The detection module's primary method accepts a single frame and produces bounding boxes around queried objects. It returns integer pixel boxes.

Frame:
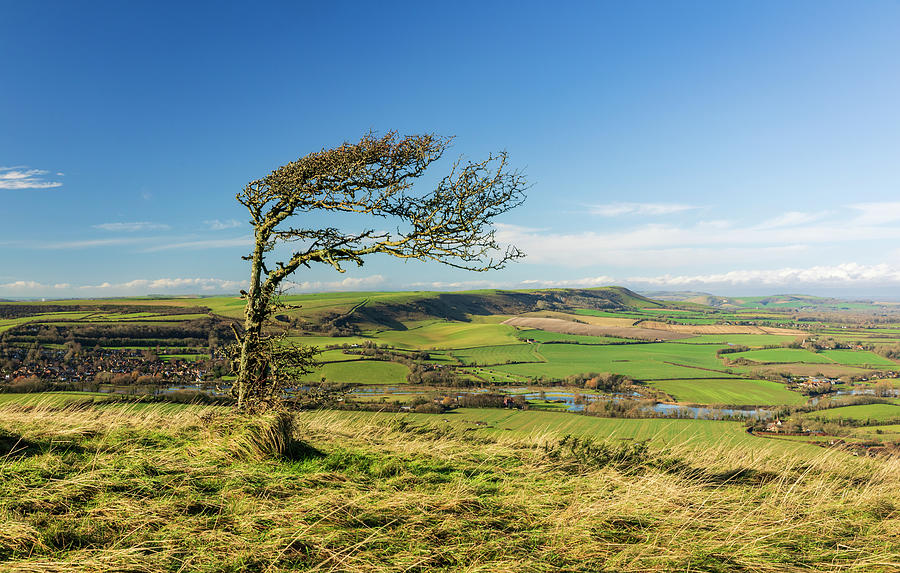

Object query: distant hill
[640,291,886,311]
[639,291,734,307]
[640,290,714,301]
[289,286,682,332]
[725,294,885,311]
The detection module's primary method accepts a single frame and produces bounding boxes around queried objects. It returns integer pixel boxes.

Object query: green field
[729,347,899,368]
[818,349,898,366]
[676,334,801,346]
[287,335,374,348]
[0,391,110,406]
[852,423,900,437]
[516,328,633,345]
[493,342,736,381]
[313,349,366,363]
[730,348,835,364]
[451,343,542,365]
[396,408,819,453]
[806,403,900,423]
[302,360,410,385]
[369,319,520,349]
[648,378,806,406]
[467,367,532,384]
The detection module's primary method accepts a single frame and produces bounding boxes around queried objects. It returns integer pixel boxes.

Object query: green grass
[647,379,806,406]
[315,349,365,363]
[0,391,110,405]
[676,334,802,346]
[819,349,898,366]
[807,403,900,423]
[370,320,520,349]
[302,360,410,385]
[408,408,803,450]
[516,328,633,345]
[729,348,835,364]
[451,344,542,366]
[493,342,737,381]
[0,401,897,571]
[465,367,532,384]
[728,347,900,367]
[287,335,374,348]
[853,424,900,437]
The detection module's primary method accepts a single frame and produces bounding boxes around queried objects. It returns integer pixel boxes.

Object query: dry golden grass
[0,401,898,571]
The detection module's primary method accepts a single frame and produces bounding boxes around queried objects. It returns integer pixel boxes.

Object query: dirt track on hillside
[502,317,693,341]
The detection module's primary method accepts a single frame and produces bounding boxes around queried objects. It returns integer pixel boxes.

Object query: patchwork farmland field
[648,378,807,405]
[301,360,410,385]
[450,344,542,366]
[675,334,802,346]
[516,328,633,345]
[5,287,900,420]
[368,320,520,349]
[729,348,836,364]
[492,342,736,381]
[806,403,900,423]
[819,349,898,366]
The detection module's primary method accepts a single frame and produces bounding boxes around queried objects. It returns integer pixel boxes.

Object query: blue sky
[3,1,900,299]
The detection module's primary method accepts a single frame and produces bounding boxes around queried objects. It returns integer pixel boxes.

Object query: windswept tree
[231,132,527,410]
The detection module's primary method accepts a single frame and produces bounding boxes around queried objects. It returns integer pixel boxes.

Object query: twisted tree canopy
[231,132,527,410]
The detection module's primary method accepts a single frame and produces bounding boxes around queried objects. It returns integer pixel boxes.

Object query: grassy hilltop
[1,399,898,572]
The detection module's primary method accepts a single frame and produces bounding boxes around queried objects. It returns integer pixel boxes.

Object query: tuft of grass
[229,411,323,462]
[0,400,898,571]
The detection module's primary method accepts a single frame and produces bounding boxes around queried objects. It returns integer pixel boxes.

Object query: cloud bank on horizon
[6,262,900,299]
[5,198,900,298]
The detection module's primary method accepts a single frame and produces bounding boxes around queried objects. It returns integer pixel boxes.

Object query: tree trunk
[236,233,269,410]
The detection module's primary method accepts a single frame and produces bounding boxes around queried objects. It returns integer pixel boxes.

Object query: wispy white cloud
[36,237,153,250]
[91,278,244,292]
[0,167,63,190]
[408,279,505,290]
[754,210,831,230]
[205,219,243,230]
[0,275,387,297]
[627,263,900,287]
[142,236,252,252]
[848,202,900,226]
[0,280,46,290]
[283,275,386,292]
[520,276,618,288]
[93,221,171,232]
[0,277,244,296]
[495,214,900,268]
[588,202,699,217]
